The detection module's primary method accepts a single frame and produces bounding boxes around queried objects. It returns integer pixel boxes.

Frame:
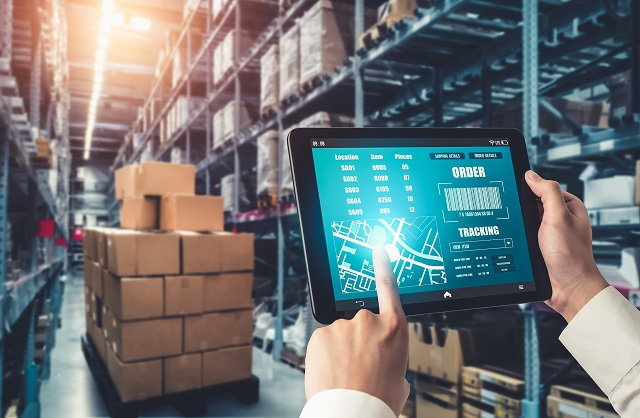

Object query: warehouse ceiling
[66,0,183,165]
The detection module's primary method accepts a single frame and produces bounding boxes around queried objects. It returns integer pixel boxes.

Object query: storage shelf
[534,124,640,164]
[4,259,63,329]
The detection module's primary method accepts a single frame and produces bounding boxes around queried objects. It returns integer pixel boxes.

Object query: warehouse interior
[0,0,638,417]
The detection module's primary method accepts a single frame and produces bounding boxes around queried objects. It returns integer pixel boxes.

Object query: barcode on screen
[444,187,502,211]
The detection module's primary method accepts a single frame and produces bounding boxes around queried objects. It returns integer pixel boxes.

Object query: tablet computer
[288,128,551,324]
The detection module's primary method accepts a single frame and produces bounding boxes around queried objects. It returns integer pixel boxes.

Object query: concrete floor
[40,269,307,417]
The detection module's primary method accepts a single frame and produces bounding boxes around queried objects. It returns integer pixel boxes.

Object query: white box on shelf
[584,176,636,209]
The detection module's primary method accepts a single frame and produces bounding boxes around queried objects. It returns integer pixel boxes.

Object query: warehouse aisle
[40,269,307,417]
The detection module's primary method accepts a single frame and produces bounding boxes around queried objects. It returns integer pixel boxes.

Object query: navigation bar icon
[443,291,452,299]
[355,300,365,307]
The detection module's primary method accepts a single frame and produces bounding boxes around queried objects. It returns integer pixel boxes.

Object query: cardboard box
[598,206,640,226]
[202,345,252,387]
[181,232,254,274]
[213,108,225,149]
[96,229,109,267]
[584,175,636,209]
[114,165,139,200]
[107,230,180,277]
[110,316,183,362]
[279,22,299,101]
[83,228,99,261]
[415,378,458,418]
[204,273,253,312]
[104,272,164,320]
[120,197,158,230]
[160,194,223,232]
[164,353,202,394]
[184,309,252,353]
[91,316,107,363]
[105,344,163,403]
[256,131,279,197]
[300,1,355,86]
[91,293,103,329]
[137,161,195,197]
[165,276,204,316]
[85,287,94,335]
[260,45,279,114]
[408,322,513,384]
[92,264,104,299]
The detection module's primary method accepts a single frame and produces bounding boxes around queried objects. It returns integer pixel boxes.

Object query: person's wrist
[549,270,608,323]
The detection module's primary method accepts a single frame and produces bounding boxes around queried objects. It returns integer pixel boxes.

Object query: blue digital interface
[311,141,535,308]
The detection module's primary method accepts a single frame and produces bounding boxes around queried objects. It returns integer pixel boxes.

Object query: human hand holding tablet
[288,128,551,324]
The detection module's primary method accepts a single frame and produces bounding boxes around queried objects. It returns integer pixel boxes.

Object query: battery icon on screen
[500,140,509,145]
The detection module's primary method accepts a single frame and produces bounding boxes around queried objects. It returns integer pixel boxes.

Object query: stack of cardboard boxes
[84,161,255,403]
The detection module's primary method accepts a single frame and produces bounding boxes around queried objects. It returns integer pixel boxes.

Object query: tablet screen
[311,137,535,311]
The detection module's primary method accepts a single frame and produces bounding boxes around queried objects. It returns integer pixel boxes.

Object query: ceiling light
[130,16,151,31]
[84,0,114,160]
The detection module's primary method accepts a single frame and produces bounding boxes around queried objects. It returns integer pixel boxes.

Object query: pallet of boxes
[82,161,258,415]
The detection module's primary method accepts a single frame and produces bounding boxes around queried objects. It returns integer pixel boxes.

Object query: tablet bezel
[288,128,552,324]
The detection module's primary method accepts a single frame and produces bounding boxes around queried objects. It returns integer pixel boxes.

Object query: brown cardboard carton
[120,197,158,230]
[164,353,202,394]
[165,276,204,316]
[83,228,98,261]
[85,287,93,335]
[203,273,253,312]
[137,161,195,197]
[184,309,253,353]
[114,165,140,200]
[96,229,109,267]
[103,272,164,320]
[107,230,180,277]
[92,319,107,363]
[408,322,513,384]
[84,258,92,288]
[181,232,223,274]
[91,263,103,298]
[105,343,162,402]
[160,194,223,232]
[220,233,254,272]
[181,232,254,274]
[110,316,183,362]
[202,345,252,387]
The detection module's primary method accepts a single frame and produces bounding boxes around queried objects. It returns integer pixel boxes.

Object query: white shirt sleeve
[299,389,396,418]
[559,286,640,417]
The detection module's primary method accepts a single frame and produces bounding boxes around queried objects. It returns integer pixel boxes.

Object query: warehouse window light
[84,0,114,160]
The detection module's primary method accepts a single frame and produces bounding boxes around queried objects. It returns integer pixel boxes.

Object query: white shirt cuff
[299,389,396,418]
[559,286,640,395]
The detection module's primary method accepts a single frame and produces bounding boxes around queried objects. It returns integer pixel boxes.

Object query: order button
[469,152,503,159]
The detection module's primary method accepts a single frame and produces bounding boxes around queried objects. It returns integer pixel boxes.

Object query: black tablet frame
[288,128,552,324]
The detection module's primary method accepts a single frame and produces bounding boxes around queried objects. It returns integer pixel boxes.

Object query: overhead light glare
[85,0,115,161]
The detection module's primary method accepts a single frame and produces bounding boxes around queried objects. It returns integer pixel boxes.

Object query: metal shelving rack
[0,0,70,416]
[111,1,637,416]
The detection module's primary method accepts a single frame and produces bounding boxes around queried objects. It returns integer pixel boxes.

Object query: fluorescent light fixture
[84,0,114,160]
[130,16,151,31]
[98,34,109,49]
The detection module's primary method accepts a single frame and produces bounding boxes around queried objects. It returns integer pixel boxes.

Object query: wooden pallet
[550,385,615,415]
[280,347,305,372]
[81,335,260,418]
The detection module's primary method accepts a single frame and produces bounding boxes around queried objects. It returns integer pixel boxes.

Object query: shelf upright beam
[0,129,9,411]
[632,0,640,114]
[354,0,364,127]
[481,63,492,127]
[523,0,539,148]
[205,0,213,194]
[0,0,12,59]
[186,27,192,164]
[31,36,42,131]
[233,2,241,216]
[273,6,285,362]
[22,303,40,418]
[522,0,541,417]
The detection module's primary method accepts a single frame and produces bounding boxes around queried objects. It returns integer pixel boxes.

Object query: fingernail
[527,170,541,181]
